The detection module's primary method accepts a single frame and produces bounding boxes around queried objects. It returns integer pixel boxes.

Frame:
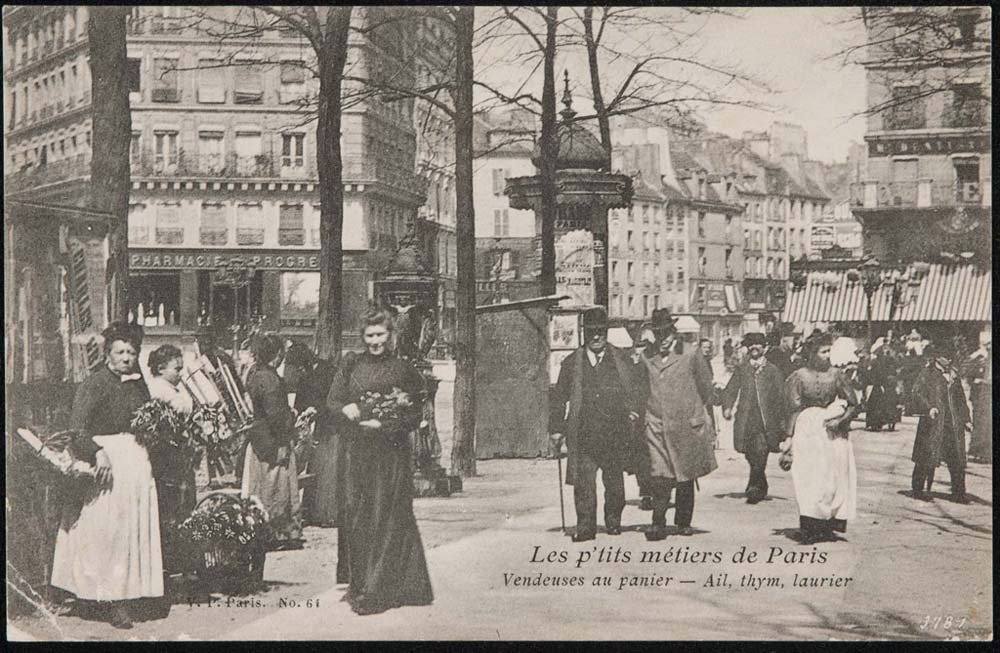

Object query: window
[198,59,226,103]
[126,58,141,94]
[643,263,651,284]
[653,262,660,283]
[128,202,148,244]
[279,204,305,245]
[237,203,265,245]
[955,10,977,49]
[491,168,508,195]
[8,91,16,128]
[725,248,733,277]
[234,62,264,104]
[642,204,649,223]
[156,202,183,244]
[664,240,674,257]
[280,60,306,104]
[642,295,648,317]
[697,247,707,275]
[954,159,980,203]
[743,229,750,249]
[235,130,264,175]
[493,209,509,236]
[151,58,179,102]
[154,130,178,171]
[724,215,732,241]
[654,233,660,252]
[642,231,649,253]
[128,272,180,328]
[281,133,305,169]
[200,202,228,245]
[948,83,983,128]
[626,230,633,249]
[627,262,634,283]
[886,85,925,130]
[130,131,141,165]
[198,130,225,174]
[697,212,705,238]
[611,261,619,282]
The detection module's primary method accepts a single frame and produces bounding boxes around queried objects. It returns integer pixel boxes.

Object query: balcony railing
[133,151,280,179]
[4,153,91,192]
[850,180,990,209]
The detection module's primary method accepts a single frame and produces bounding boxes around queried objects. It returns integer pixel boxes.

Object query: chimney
[782,153,804,185]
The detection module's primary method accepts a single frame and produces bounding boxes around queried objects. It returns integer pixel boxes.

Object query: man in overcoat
[766,322,801,379]
[638,309,718,540]
[910,342,971,503]
[721,333,788,504]
[550,307,643,542]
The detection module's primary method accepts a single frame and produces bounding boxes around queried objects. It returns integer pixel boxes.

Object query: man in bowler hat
[550,307,643,542]
[721,332,788,503]
[637,308,717,540]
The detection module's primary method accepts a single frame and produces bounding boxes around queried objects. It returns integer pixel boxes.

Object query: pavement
[10,414,992,642]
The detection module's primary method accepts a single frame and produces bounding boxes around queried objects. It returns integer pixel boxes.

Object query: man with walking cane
[549,307,644,542]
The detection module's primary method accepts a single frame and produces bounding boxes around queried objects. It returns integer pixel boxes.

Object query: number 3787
[920,615,966,630]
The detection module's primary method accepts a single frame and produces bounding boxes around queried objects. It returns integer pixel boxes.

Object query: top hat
[649,308,678,334]
[743,332,767,348]
[581,307,609,329]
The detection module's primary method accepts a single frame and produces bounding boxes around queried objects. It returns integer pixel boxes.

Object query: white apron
[50,433,164,600]
[791,401,857,522]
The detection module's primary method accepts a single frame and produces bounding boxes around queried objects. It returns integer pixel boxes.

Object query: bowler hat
[743,332,767,348]
[581,307,609,329]
[649,308,677,333]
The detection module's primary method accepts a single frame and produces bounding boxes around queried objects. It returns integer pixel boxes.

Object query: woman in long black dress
[326,309,433,615]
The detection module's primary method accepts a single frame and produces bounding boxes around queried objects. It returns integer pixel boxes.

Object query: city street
[10,414,992,641]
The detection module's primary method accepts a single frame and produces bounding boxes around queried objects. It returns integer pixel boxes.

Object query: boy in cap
[721,333,788,503]
[550,307,644,541]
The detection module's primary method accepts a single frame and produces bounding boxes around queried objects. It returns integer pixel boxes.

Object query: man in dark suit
[766,322,801,379]
[721,333,788,504]
[550,307,643,542]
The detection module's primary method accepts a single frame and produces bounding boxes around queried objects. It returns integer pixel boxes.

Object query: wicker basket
[184,492,268,593]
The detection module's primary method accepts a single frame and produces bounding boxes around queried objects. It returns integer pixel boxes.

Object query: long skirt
[791,404,857,525]
[50,433,164,601]
[302,429,347,527]
[865,384,899,430]
[341,430,433,614]
[241,443,302,544]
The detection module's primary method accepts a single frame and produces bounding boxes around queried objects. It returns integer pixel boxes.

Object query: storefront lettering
[130,250,322,270]
[868,135,988,157]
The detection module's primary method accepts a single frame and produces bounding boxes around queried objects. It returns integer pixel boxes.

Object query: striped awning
[782,263,991,324]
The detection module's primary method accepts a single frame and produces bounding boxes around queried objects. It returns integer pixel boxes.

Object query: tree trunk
[313,8,353,362]
[450,6,477,478]
[538,7,560,297]
[583,8,613,170]
[89,7,131,323]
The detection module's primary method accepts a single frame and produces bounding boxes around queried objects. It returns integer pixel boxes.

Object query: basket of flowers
[176,492,271,592]
[189,404,249,484]
[358,387,420,440]
[131,400,203,480]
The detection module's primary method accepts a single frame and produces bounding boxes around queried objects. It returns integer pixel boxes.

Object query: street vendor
[50,321,163,629]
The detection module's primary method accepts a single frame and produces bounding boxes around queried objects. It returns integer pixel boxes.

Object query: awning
[782,263,991,324]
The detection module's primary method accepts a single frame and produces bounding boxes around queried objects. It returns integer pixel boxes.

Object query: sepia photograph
[3,4,993,642]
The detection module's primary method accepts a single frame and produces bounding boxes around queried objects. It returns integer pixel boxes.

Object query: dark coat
[765,347,800,379]
[639,349,718,482]
[720,360,788,454]
[246,365,296,464]
[910,363,970,469]
[550,345,644,486]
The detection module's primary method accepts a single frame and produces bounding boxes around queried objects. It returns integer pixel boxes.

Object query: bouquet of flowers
[190,404,244,482]
[131,400,202,471]
[292,406,318,471]
[358,387,419,434]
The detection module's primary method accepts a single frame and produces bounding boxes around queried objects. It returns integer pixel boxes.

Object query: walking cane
[556,443,566,534]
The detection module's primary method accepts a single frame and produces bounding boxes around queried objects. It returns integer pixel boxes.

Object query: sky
[474,6,869,164]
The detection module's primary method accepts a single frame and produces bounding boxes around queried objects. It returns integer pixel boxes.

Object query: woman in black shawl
[326,309,433,615]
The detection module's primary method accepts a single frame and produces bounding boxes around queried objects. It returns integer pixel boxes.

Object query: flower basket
[177,492,270,593]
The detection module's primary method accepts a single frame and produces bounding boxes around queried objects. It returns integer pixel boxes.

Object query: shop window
[281,133,305,170]
[200,202,228,245]
[234,62,264,104]
[279,60,306,104]
[128,272,180,327]
[151,58,179,102]
[156,202,184,244]
[280,272,320,325]
[237,202,265,245]
[198,59,226,103]
[279,204,305,246]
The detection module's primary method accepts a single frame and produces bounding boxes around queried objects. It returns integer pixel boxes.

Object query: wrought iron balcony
[4,153,91,192]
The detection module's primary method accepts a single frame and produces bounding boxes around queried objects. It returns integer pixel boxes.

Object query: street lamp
[857,255,883,348]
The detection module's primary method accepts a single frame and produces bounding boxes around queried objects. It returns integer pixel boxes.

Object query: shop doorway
[197,269,263,333]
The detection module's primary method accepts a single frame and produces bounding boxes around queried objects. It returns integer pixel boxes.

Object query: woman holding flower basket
[50,322,162,629]
[326,309,433,615]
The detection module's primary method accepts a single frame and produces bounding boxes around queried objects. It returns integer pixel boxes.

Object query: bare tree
[827,7,991,120]
[89,7,132,322]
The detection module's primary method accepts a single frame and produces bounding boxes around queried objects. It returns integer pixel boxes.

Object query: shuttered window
[200,202,228,245]
[279,204,305,246]
[156,202,183,244]
[198,59,225,103]
[151,58,179,102]
[234,63,264,104]
[236,203,265,245]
